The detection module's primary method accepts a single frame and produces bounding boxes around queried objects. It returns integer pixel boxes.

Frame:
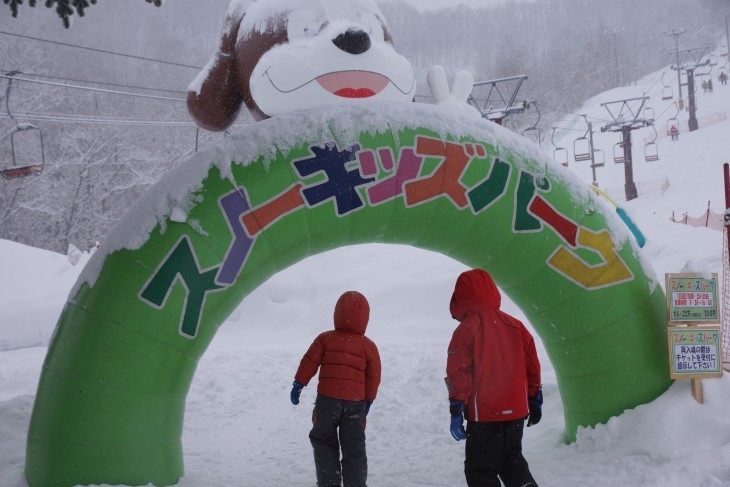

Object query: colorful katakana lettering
[293,142,374,215]
[404,136,480,208]
[139,235,223,339]
[366,148,424,205]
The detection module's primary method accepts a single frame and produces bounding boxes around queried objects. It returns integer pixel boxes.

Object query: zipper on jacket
[473,391,479,421]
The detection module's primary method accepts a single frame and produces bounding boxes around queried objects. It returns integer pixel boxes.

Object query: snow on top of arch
[71,101,632,297]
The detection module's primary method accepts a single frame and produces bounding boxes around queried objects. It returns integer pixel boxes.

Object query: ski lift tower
[467,75,530,125]
[600,96,653,201]
[664,27,687,101]
[671,46,709,132]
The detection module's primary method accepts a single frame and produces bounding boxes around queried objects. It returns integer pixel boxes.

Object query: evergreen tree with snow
[3,0,163,28]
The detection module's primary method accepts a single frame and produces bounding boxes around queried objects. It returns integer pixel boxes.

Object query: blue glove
[290,381,303,405]
[365,401,373,416]
[449,398,467,441]
[527,387,543,427]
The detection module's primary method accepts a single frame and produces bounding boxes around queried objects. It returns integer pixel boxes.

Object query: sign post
[665,273,723,403]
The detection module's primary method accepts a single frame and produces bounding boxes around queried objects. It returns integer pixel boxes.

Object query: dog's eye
[287,10,328,41]
[352,13,385,43]
[303,21,327,38]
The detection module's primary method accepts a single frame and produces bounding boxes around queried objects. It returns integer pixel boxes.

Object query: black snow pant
[464,419,537,487]
[309,394,368,487]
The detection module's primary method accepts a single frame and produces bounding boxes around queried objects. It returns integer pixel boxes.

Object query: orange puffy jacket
[445,269,541,422]
[294,291,381,402]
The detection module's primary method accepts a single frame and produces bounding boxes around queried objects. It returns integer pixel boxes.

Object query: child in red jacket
[290,291,381,487]
[445,269,542,487]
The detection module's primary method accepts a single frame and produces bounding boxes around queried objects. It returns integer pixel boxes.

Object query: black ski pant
[464,419,537,487]
[309,394,368,487]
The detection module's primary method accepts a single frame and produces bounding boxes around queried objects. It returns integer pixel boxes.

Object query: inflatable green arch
[25,103,670,487]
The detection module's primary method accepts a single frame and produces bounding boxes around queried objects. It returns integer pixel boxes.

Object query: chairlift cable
[1,110,194,125]
[0,113,194,126]
[0,30,202,70]
[0,111,252,128]
[0,74,186,102]
[0,70,187,96]
[537,103,613,123]
[653,102,676,121]
[630,72,664,100]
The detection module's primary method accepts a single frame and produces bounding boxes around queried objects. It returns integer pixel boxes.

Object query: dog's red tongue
[316,71,389,98]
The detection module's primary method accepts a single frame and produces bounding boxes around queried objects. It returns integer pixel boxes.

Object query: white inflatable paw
[427,65,481,118]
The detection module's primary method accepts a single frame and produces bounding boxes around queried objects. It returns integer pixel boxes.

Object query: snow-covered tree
[3,0,163,29]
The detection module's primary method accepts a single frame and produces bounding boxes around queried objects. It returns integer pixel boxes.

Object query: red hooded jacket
[445,269,541,422]
[295,291,381,402]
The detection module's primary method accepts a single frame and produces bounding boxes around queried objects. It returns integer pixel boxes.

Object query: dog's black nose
[332,29,371,55]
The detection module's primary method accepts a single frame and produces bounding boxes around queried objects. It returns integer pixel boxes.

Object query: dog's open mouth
[316,71,390,98]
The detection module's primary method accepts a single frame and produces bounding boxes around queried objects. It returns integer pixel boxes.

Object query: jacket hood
[334,291,370,335]
[449,269,501,320]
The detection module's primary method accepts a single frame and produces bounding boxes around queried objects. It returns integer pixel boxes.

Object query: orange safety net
[670,208,724,232]
[720,225,730,371]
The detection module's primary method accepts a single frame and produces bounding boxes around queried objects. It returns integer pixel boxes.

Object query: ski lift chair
[613,141,625,164]
[1,75,46,180]
[574,137,591,161]
[709,55,718,67]
[666,118,680,136]
[660,72,673,100]
[553,147,569,167]
[666,102,681,136]
[662,85,673,100]
[643,107,655,122]
[550,127,568,167]
[522,126,541,146]
[521,102,541,146]
[644,125,659,162]
[593,149,605,168]
[0,123,45,180]
[644,143,659,162]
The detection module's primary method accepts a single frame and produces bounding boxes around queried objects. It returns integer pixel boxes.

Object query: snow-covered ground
[2,55,730,486]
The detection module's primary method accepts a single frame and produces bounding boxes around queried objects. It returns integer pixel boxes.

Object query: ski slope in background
[2,55,730,486]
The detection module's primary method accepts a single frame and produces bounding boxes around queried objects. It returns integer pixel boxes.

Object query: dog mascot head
[187,0,416,131]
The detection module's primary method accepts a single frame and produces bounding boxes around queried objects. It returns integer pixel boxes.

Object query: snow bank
[0,240,87,351]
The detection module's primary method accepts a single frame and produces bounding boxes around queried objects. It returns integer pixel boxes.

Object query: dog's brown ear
[234,23,289,122]
[187,8,245,132]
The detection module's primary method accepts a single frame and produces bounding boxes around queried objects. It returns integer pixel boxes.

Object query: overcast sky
[379,0,521,10]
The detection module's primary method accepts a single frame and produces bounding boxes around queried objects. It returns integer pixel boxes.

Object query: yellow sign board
[665,273,719,324]
[667,326,723,379]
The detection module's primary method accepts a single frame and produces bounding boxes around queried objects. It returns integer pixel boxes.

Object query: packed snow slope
[2,57,730,486]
